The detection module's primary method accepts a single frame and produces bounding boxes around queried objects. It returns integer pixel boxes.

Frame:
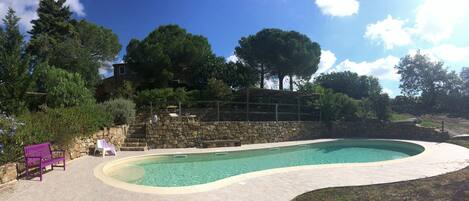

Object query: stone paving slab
[1,139,468,201]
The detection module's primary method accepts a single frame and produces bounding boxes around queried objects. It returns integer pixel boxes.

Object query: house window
[119,66,126,75]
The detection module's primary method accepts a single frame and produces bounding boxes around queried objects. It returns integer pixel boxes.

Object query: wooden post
[217,101,220,122]
[178,101,182,117]
[246,88,250,121]
[441,121,445,132]
[297,97,301,121]
[275,104,278,121]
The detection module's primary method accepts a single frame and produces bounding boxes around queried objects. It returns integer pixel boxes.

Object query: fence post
[217,101,220,121]
[275,104,278,121]
[246,88,250,121]
[150,102,153,119]
[297,98,301,121]
[178,101,182,117]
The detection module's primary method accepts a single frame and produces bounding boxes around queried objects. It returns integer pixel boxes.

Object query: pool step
[120,146,147,151]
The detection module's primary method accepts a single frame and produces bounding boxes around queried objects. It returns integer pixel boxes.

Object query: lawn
[292,139,469,201]
[390,113,415,122]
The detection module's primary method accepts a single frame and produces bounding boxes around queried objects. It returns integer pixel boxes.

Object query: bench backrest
[24,143,52,165]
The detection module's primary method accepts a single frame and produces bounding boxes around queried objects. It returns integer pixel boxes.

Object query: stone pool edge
[93,139,437,195]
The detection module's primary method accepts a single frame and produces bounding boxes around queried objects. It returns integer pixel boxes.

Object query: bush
[135,88,190,109]
[368,93,391,121]
[202,78,232,100]
[101,98,136,125]
[0,104,112,164]
[317,88,359,123]
[35,65,95,108]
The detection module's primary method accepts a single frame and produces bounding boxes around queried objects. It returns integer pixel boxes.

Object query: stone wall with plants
[146,116,325,148]
[146,117,449,148]
[67,125,128,160]
[326,121,449,142]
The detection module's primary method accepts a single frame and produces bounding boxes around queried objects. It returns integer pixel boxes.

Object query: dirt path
[421,114,469,136]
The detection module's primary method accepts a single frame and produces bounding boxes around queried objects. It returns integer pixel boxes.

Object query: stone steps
[120,146,147,151]
[121,142,147,147]
[121,122,148,151]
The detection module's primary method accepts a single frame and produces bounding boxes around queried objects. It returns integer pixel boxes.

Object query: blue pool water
[107,140,424,187]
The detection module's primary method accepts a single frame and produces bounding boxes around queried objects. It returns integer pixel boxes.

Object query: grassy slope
[292,140,469,201]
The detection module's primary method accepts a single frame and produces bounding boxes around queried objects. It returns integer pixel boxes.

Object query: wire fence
[144,100,321,122]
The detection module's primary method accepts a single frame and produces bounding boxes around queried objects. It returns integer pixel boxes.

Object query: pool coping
[94,138,433,194]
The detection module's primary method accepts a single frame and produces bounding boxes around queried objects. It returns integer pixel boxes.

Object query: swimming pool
[102,139,424,188]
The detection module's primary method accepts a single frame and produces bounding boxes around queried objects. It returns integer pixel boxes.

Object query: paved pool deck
[1,139,469,201]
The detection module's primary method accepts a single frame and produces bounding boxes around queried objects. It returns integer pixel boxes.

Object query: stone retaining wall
[146,117,449,148]
[327,121,449,142]
[146,117,324,148]
[0,163,17,185]
[67,125,128,160]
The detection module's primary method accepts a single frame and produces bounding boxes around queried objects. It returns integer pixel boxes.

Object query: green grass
[292,139,469,201]
[418,118,441,128]
[390,113,415,122]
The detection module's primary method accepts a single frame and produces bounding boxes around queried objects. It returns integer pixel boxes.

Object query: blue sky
[1,0,469,97]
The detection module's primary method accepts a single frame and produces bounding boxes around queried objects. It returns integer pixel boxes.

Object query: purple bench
[24,142,66,181]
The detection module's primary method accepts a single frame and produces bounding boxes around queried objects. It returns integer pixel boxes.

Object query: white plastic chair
[94,139,117,158]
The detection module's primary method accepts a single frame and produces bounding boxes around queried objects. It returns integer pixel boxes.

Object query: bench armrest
[52,150,65,157]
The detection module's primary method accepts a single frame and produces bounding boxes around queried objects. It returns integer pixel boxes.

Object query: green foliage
[0,9,32,115]
[0,104,112,164]
[221,61,259,89]
[124,25,217,89]
[396,51,455,110]
[101,98,136,125]
[112,80,135,99]
[203,78,232,100]
[135,88,190,108]
[28,1,120,88]
[319,90,359,123]
[303,84,358,123]
[314,71,382,99]
[461,67,469,96]
[364,93,391,121]
[35,65,94,108]
[74,20,121,62]
[235,28,321,90]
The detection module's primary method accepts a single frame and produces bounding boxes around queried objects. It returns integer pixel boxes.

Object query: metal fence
[146,100,320,122]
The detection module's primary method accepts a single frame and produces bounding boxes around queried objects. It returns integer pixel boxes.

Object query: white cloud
[382,88,394,97]
[317,50,337,75]
[364,15,412,49]
[334,55,400,81]
[64,0,85,17]
[315,0,359,17]
[414,0,469,43]
[409,44,469,63]
[226,54,239,63]
[0,0,85,31]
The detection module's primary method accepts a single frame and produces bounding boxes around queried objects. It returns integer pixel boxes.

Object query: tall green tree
[461,67,469,96]
[124,25,217,89]
[314,71,382,99]
[235,29,321,90]
[235,35,267,88]
[395,51,453,109]
[28,0,120,88]
[0,8,31,115]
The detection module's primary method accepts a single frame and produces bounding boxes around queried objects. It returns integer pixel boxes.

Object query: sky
[1,0,469,97]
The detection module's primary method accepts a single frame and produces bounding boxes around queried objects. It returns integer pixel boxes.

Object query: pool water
[107,140,424,187]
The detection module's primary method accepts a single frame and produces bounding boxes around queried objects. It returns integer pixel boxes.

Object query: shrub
[0,104,112,164]
[202,78,232,100]
[367,93,391,121]
[312,87,359,123]
[35,65,94,108]
[101,98,136,125]
[135,88,190,109]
